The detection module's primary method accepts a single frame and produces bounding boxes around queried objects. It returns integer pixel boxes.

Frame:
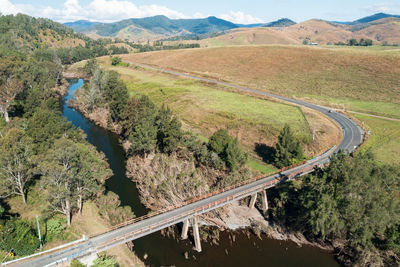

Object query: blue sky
[1,0,400,23]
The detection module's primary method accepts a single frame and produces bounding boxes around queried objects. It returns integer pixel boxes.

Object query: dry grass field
[122,45,400,118]
[164,17,400,47]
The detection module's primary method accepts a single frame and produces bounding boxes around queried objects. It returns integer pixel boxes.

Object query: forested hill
[0,13,129,64]
[0,13,87,50]
[67,15,238,40]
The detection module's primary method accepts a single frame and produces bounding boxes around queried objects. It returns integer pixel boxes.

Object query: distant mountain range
[64,13,400,43]
[65,15,238,41]
[236,18,296,28]
[332,12,400,25]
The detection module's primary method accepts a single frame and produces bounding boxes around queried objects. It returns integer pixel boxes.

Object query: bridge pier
[180,216,202,252]
[181,219,189,240]
[261,190,268,214]
[192,216,202,252]
[248,190,269,215]
[249,193,257,209]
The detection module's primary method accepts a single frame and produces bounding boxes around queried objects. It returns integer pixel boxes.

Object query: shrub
[0,219,40,256]
[46,219,64,237]
[208,129,247,170]
[111,56,122,66]
[92,255,119,267]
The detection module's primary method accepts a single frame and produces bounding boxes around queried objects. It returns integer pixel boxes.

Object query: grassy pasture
[122,45,400,119]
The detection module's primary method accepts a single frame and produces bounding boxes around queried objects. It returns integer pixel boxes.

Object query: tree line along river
[63,79,340,267]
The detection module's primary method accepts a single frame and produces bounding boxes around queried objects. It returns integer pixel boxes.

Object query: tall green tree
[274,124,304,168]
[124,95,158,157]
[40,138,112,225]
[0,56,24,122]
[0,128,34,204]
[208,129,232,156]
[102,71,128,122]
[26,107,80,153]
[273,151,400,259]
[156,105,184,154]
[109,81,128,122]
[208,129,247,171]
[40,138,78,226]
[225,137,248,170]
[74,143,112,215]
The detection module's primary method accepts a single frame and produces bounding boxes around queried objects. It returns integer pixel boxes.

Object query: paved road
[9,63,364,267]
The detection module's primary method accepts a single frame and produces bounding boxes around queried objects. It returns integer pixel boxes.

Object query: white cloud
[220,11,264,24]
[362,3,400,15]
[0,0,21,15]
[6,0,192,22]
[1,1,265,24]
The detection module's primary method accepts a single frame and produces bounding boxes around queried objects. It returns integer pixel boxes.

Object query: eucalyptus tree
[40,138,112,225]
[40,138,79,226]
[0,56,23,122]
[0,128,34,204]
[75,143,112,215]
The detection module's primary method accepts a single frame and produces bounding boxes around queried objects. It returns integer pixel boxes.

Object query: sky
[1,0,400,24]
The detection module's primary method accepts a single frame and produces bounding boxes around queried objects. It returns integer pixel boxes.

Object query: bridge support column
[181,219,189,240]
[249,193,257,209]
[261,190,268,214]
[192,216,202,252]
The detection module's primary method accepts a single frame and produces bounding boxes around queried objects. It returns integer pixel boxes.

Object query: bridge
[3,64,364,267]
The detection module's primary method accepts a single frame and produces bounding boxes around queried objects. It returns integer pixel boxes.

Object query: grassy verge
[355,114,400,165]
[247,158,276,174]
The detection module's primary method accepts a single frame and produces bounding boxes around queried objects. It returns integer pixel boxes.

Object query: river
[63,79,340,267]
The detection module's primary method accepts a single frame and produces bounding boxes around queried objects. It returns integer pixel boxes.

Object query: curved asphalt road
[7,62,364,267]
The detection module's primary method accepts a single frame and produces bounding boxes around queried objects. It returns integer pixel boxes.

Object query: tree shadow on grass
[254,143,275,164]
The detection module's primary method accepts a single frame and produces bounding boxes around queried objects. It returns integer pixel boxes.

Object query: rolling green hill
[74,15,238,41]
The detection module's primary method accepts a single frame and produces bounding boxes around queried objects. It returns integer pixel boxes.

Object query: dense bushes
[271,151,400,265]
[208,129,247,170]
[0,219,40,256]
[96,192,134,226]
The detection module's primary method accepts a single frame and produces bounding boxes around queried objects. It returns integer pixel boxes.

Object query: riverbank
[64,70,338,263]
[61,77,145,267]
